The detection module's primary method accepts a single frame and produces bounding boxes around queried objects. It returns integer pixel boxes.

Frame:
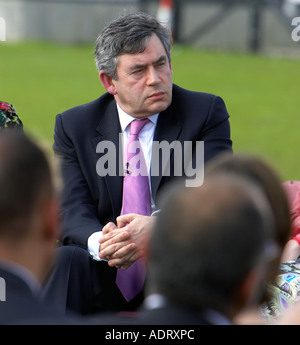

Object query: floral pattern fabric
[0,102,23,131]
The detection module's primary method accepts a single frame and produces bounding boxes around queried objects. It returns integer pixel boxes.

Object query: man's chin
[132,99,172,118]
[148,99,171,115]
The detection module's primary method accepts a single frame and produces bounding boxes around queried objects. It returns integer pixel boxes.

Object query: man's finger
[108,246,143,269]
[116,213,137,228]
[99,241,127,259]
[99,228,130,244]
[99,230,130,250]
[99,234,134,258]
[102,222,117,236]
[109,242,137,260]
[107,243,137,267]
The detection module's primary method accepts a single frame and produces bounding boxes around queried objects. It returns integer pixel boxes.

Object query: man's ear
[99,71,117,95]
[234,265,266,311]
[41,197,60,244]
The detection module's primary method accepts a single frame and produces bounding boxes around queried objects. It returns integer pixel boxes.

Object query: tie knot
[130,119,150,136]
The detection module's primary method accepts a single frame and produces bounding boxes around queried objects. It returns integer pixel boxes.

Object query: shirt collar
[143,293,168,310]
[116,103,159,133]
[143,293,232,325]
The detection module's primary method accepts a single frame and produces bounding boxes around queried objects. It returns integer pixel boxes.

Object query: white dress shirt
[88,103,159,261]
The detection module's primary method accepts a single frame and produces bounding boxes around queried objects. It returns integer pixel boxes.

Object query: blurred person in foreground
[47,11,232,314]
[205,154,291,285]
[261,185,300,323]
[204,153,292,324]
[96,173,276,325]
[203,154,300,324]
[0,133,81,324]
[280,185,300,262]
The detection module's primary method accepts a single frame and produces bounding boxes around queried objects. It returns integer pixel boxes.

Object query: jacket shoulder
[171,84,228,121]
[57,92,115,128]
[172,84,219,104]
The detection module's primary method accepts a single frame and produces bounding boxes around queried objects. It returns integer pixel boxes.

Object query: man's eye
[132,69,143,74]
[156,61,166,67]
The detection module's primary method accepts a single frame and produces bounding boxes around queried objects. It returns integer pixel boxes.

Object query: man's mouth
[148,91,165,100]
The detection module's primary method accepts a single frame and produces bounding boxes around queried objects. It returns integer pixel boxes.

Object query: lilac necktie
[116,119,151,301]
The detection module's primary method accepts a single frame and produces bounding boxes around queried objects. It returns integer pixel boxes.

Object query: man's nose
[146,66,161,85]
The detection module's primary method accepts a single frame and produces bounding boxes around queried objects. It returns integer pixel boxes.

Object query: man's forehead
[118,35,168,68]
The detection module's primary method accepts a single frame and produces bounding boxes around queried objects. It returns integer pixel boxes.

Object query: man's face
[110,33,173,118]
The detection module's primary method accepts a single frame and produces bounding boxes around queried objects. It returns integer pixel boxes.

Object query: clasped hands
[98,213,155,270]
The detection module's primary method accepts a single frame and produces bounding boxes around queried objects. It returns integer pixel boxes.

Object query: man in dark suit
[0,133,81,324]
[47,12,232,314]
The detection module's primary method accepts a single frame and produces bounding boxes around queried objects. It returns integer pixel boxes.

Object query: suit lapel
[92,99,123,220]
[151,99,182,201]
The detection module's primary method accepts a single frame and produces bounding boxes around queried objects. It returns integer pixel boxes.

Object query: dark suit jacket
[93,299,231,325]
[133,304,229,325]
[0,267,81,324]
[53,84,232,248]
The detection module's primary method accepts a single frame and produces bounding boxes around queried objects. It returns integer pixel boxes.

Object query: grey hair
[94,12,172,79]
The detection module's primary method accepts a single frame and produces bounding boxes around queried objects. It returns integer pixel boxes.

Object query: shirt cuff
[87,231,107,262]
[151,209,161,216]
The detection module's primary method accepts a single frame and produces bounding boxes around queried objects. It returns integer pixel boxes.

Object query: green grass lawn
[0,41,299,181]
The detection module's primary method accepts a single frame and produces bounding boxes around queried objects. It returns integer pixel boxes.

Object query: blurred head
[147,175,275,319]
[0,133,58,283]
[205,153,291,248]
[205,153,291,288]
[95,13,173,118]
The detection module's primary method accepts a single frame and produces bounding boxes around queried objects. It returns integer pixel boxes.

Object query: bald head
[148,175,274,314]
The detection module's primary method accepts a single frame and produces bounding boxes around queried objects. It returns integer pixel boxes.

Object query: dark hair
[148,176,273,313]
[94,12,172,79]
[0,132,53,241]
[205,153,291,248]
